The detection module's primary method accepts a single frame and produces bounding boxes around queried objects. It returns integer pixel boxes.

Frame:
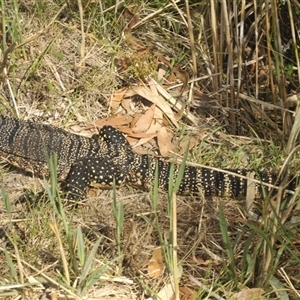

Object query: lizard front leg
[64,157,128,198]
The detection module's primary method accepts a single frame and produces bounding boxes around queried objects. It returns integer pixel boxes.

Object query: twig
[77,0,85,66]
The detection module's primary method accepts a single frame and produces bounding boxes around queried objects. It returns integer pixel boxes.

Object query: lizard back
[0,115,101,179]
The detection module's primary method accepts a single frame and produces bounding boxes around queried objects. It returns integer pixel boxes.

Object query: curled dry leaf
[148,247,164,278]
[123,7,140,29]
[132,104,155,133]
[170,286,197,300]
[157,126,174,157]
[154,53,189,95]
[173,66,189,94]
[154,52,172,69]
[150,78,198,125]
[108,87,128,108]
[132,105,163,148]
[129,85,179,128]
[131,113,143,128]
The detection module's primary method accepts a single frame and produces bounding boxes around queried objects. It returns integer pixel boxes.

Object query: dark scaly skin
[0,115,133,197]
[0,115,295,198]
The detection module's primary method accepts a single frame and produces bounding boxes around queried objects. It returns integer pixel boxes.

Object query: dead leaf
[126,136,140,145]
[123,7,139,29]
[166,72,177,84]
[85,115,133,130]
[108,87,128,107]
[132,106,163,148]
[131,113,143,128]
[148,79,160,96]
[171,286,197,300]
[173,65,189,94]
[150,78,198,125]
[94,115,133,127]
[193,89,213,102]
[148,247,164,278]
[231,288,264,300]
[114,57,130,74]
[157,126,174,157]
[118,126,157,139]
[121,98,132,112]
[156,265,183,299]
[132,104,155,133]
[155,52,172,69]
[193,256,222,266]
[69,124,86,133]
[129,85,179,128]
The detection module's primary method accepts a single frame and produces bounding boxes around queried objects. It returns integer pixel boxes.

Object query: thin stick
[77,0,85,65]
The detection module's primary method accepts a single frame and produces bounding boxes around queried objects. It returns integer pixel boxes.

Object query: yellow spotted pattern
[0,115,295,198]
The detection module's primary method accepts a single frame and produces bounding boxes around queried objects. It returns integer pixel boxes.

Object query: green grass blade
[83,265,108,292]
[150,160,159,211]
[241,231,256,284]
[76,226,85,266]
[218,205,237,281]
[3,248,18,283]
[173,140,190,194]
[1,186,11,215]
[77,237,102,292]
[269,275,290,300]
[112,177,124,270]
[168,162,175,198]
[83,254,122,294]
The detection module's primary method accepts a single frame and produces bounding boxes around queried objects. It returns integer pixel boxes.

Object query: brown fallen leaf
[132,106,163,148]
[157,126,174,157]
[108,87,128,107]
[121,97,132,113]
[148,247,164,278]
[129,85,179,128]
[193,256,222,266]
[171,286,197,300]
[173,65,189,94]
[85,115,133,129]
[150,78,199,125]
[231,288,264,300]
[126,136,140,145]
[130,113,143,128]
[154,52,172,69]
[132,104,155,133]
[123,7,139,29]
[118,126,157,139]
[166,72,177,85]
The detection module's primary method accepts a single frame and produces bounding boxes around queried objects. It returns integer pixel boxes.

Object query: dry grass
[1,0,300,299]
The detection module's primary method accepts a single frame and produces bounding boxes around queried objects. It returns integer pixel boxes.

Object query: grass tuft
[1,0,300,298]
